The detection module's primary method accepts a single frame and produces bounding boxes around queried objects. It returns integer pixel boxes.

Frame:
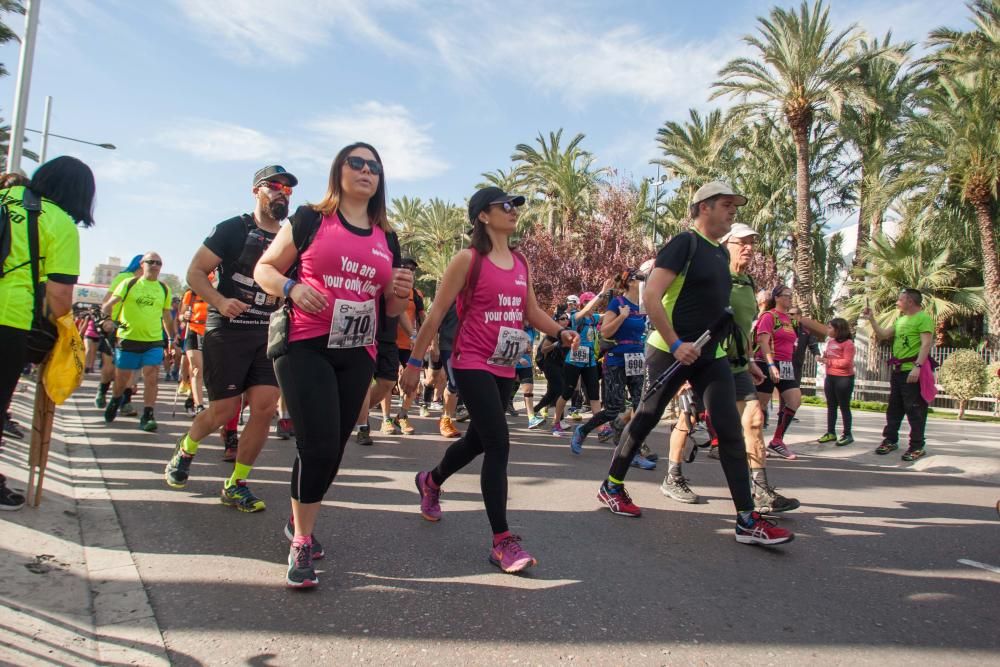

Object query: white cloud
[154,104,448,182]
[89,156,158,184]
[155,120,283,162]
[305,102,449,181]
[174,0,412,65]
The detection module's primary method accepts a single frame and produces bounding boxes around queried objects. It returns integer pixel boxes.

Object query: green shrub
[987,361,1000,416]
[939,350,987,419]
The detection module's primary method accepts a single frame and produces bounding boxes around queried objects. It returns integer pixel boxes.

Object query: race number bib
[488,326,529,368]
[779,360,795,381]
[569,345,590,364]
[624,352,645,377]
[328,299,375,349]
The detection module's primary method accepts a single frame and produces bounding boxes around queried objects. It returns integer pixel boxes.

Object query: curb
[65,391,171,666]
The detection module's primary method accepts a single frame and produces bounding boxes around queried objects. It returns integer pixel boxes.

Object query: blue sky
[0,0,972,284]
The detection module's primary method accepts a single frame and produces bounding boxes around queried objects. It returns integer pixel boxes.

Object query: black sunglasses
[143,259,162,266]
[345,156,382,175]
[491,201,519,213]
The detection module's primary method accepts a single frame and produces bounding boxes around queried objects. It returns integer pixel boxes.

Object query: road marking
[958,559,1000,575]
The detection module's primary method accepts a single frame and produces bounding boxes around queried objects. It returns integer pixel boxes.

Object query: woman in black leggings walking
[256,143,413,589]
[400,186,579,573]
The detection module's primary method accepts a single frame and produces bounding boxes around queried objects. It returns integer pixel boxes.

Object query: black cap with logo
[253,165,298,188]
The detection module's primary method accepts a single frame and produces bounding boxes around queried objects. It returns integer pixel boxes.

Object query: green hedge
[800,395,891,413]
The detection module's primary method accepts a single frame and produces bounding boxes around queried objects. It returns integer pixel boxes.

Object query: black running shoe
[753,479,801,513]
[0,475,25,511]
[103,397,121,423]
[3,417,25,440]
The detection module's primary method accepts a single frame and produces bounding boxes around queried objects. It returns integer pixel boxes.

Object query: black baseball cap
[253,165,298,188]
[468,186,526,223]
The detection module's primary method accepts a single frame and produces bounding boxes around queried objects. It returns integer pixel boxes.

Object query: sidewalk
[0,379,169,666]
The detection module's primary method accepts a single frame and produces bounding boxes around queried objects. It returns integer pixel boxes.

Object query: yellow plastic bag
[43,313,85,405]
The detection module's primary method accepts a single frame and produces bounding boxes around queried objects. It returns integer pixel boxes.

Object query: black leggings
[610,346,752,512]
[274,336,374,504]
[824,375,854,434]
[0,325,28,437]
[430,368,514,534]
[560,363,600,401]
[534,359,564,412]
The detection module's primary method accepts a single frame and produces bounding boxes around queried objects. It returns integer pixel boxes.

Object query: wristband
[406,356,424,369]
[669,339,683,354]
[768,362,778,368]
[283,278,297,299]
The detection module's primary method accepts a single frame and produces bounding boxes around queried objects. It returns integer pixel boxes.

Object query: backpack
[0,188,38,278]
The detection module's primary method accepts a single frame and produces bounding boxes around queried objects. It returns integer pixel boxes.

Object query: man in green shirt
[864,288,934,460]
[660,223,799,514]
[95,254,144,410]
[101,252,176,431]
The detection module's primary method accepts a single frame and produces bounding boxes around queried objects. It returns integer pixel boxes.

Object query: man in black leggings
[596,181,793,546]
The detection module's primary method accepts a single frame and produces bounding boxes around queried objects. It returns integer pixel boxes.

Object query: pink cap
[580,291,597,303]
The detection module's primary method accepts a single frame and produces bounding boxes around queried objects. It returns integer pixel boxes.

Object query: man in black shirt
[597,181,794,546]
[164,165,298,513]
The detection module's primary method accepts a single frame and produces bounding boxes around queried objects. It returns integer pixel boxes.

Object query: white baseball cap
[691,181,747,207]
[721,222,759,243]
[566,295,580,304]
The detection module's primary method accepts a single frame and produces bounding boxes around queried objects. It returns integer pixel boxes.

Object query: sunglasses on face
[345,156,383,175]
[491,201,519,213]
[257,181,293,196]
[144,260,162,266]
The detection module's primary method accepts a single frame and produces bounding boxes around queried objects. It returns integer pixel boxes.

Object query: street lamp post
[23,96,116,162]
[6,0,42,173]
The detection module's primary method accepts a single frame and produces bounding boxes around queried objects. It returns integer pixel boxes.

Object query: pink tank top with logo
[289,213,394,360]
[452,251,529,379]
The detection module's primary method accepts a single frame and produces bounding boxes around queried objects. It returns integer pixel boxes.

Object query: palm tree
[713,0,870,316]
[910,1,1000,348]
[652,108,735,203]
[388,196,424,256]
[410,198,467,298]
[512,129,605,239]
[838,34,915,272]
[842,229,986,342]
[0,1,25,78]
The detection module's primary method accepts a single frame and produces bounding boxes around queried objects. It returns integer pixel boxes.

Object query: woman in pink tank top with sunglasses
[399,186,580,574]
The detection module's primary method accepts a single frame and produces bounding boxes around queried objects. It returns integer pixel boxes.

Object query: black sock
[99,382,110,394]
[143,407,154,418]
[123,388,133,404]
[423,385,434,404]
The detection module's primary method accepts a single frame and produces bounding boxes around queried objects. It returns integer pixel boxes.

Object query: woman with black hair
[818,317,856,446]
[399,186,580,574]
[0,156,95,509]
[256,143,412,589]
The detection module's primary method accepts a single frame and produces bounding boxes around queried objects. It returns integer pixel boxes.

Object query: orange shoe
[439,416,460,438]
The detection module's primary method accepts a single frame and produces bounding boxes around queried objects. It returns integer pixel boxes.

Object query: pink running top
[755,310,797,362]
[289,212,395,360]
[452,251,530,379]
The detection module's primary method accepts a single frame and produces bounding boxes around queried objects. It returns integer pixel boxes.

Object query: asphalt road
[60,379,1000,665]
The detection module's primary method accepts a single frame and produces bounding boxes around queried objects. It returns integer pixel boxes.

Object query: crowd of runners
[0,149,940,590]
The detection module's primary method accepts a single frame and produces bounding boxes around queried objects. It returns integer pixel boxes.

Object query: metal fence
[799,335,998,413]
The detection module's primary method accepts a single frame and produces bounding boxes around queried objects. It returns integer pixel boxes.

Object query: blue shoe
[527,415,546,430]
[630,454,656,470]
[570,425,585,454]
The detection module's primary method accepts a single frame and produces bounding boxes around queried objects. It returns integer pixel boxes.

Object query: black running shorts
[375,341,400,382]
[202,327,277,400]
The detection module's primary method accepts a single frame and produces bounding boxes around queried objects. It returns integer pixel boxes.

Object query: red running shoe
[735,511,794,546]
[597,482,642,517]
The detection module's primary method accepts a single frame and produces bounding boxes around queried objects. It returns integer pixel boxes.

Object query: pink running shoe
[489,534,537,573]
[415,471,442,522]
[767,439,797,460]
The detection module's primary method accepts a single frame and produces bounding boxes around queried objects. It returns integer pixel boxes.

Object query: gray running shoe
[355,426,374,447]
[165,440,193,489]
[120,402,137,417]
[286,542,318,589]
[753,479,801,513]
[660,475,699,504]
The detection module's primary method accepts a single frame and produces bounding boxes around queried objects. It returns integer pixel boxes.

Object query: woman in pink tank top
[256,143,414,589]
[399,186,580,574]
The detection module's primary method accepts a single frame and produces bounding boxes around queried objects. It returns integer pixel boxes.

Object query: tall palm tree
[839,34,915,272]
[410,198,467,298]
[512,129,605,239]
[0,0,25,78]
[388,196,424,256]
[712,0,870,315]
[911,0,1000,348]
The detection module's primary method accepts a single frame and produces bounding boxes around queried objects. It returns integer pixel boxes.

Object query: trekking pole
[641,308,733,403]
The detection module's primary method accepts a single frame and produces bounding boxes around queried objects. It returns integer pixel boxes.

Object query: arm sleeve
[653,234,692,274]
